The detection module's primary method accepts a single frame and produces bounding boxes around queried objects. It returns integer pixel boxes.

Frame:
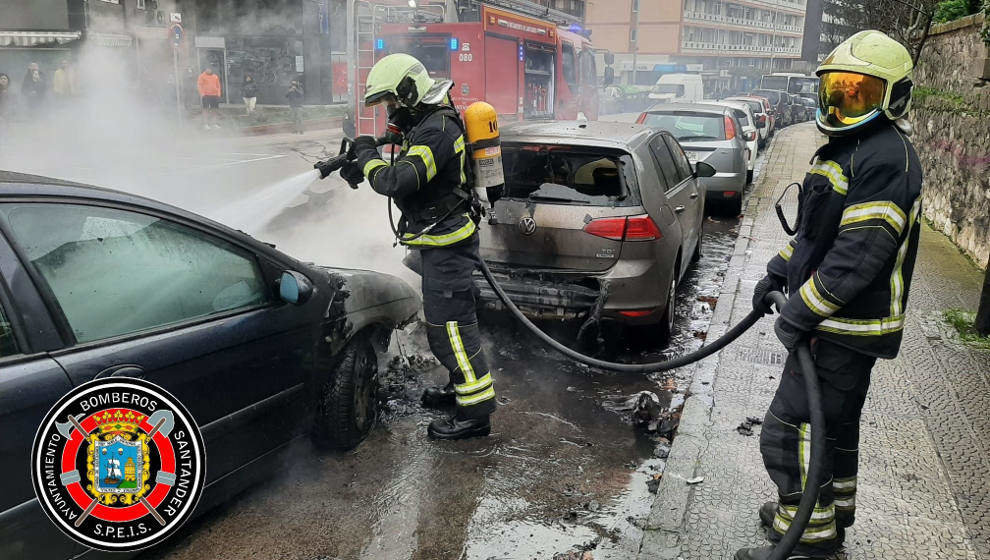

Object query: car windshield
[761,76,789,91]
[500,144,639,206]
[643,112,725,141]
[654,84,685,95]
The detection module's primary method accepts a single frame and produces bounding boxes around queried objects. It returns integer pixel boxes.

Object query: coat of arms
[85,409,151,505]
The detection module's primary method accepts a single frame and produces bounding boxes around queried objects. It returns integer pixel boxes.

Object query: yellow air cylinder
[464,101,504,207]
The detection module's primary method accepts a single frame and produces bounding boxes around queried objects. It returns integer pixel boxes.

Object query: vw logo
[518,216,537,236]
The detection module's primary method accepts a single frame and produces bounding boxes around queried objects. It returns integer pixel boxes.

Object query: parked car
[0,171,420,559]
[472,121,714,343]
[638,103,748,214]
[780,92,805,126]
[725,96,771,148]
[705,100,760,184]
[797,96,817,121]
[751,89,790,127]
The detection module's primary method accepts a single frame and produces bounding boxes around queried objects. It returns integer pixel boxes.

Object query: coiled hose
[477,259,823,557]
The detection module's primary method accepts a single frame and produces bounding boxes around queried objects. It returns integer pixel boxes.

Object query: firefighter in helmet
[741,30,923,559]
[340,53,496,440]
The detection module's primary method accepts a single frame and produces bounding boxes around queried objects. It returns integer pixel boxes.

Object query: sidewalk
[639,122,990,559]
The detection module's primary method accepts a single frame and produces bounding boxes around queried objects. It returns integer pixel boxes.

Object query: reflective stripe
[809,160,848,195]
[773,517,838,543]
[446,321,477,383]
[778,503,835,523]
[453,134,467,186]
[799,422,811,488]
[401,215,477,247]
[840,201,906,234]
[407,145,437,181]
[834,496,856,509]
[779,242,794,262]
[455,372,493,395]
[833,477,857,491]
[799,278,840,317]
[363,158,388,179]
[816,315,905,336]
[889,198,920,317]
[456,386,495,406]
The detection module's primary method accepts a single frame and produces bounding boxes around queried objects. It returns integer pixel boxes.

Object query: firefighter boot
[734,546,827,560]
[421,381,456,408]
[427,412,491,440]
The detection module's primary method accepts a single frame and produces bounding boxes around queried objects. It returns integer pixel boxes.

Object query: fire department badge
[31,378,206,552]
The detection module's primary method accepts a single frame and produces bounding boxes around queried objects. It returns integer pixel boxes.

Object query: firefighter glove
[340,161,365,188]
[352,135,379,156]
[774,316,804,351]
[753,274,786,315]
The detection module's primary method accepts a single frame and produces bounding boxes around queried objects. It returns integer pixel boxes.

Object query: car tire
[691,223,703,264]
[746,170,754,185]
[658,273,677,344]
[312,336,378,450]
[728,193,743,216]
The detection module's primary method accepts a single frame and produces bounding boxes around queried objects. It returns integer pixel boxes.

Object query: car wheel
[746,169,754,185]
[691,223,703,263]
[728,193,743,216]
[312,336,378,450]
[659,273,677,343]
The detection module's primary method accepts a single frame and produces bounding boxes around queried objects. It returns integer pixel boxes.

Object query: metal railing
[682,11,804,33]
[680,40,802,55]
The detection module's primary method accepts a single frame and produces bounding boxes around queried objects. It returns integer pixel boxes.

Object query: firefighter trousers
[419,235,496,419]
[760,338,876,555]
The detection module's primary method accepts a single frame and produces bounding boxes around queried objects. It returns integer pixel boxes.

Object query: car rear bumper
[700,172,746,193]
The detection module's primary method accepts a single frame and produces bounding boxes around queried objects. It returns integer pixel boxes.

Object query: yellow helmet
[815,30,914,136]
[363,53,451,108]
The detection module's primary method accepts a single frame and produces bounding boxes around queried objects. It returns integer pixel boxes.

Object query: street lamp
[408,0,417,6]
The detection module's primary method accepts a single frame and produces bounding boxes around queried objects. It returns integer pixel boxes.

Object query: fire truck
[353,3,605,136]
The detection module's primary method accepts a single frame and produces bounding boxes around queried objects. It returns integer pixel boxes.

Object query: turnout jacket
[768,122,923,359]
[354,107,473,249]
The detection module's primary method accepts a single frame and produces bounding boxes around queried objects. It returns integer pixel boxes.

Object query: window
[1,204,272,343]
[665,136,695,183]
[642,111,726,141]
[0,304,17,358]
[648,135,678,191]
[500,144,640,206]
[561,42,577,89]
[579,49,596,86]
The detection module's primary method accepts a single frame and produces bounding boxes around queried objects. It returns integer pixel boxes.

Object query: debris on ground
[736,416,764,437]
[553,550,595,560]
[653,438,671,459]
[377,353,440,415]
[697,295,719,307]
[686,476,705,485]
[647,473,663,493]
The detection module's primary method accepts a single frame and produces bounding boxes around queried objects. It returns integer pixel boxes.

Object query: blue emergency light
[375,38,385,50]
[449,37,459,51]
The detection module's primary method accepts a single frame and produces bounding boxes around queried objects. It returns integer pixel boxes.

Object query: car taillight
[583,215,662,242]
[723,191,737,197]
[636,113,647,124]
[724,115,736,140]
[758,114,767,125]
[618,308,658,318]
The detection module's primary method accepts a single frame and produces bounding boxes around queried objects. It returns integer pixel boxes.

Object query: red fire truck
[355,5,602,136]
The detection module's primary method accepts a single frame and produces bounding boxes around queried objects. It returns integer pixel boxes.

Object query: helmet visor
[818,71,886,127]
[364,90,397,108]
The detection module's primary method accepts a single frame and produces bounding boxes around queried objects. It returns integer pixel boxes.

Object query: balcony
[681,40,803,56]
[683,11,804,34]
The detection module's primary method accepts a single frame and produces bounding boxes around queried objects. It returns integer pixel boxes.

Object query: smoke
[0,18,418,287]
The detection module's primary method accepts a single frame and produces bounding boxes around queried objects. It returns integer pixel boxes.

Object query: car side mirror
[603,67,615,86]
[694,161,716,178]
[279,270,314,305]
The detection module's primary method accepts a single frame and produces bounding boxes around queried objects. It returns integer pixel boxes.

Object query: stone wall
[909,13,990,269]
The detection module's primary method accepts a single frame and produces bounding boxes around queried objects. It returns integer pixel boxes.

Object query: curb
[636,130,785,559]
[235,117,344,136]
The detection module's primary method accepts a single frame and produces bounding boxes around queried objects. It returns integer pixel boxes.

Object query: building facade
[586,0,810,92]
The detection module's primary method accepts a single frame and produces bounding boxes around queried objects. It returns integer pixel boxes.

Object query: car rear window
[500,144,640,207]
[734,99,763,114]
[730,108,750,126]
[752,90,781,105]
[642,111,725,142]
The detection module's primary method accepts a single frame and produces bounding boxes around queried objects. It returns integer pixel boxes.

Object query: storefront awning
[88,31,133,48]
[0,31,82,48]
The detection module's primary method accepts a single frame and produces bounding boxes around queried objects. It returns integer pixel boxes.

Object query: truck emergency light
[450,37,459,50]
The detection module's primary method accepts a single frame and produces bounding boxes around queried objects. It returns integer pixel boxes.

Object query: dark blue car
[0,171,420,559]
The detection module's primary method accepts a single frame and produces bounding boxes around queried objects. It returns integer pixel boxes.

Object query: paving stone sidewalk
[637,122,990,560]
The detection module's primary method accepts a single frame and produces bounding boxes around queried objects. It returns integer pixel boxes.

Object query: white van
[648,73,705,104]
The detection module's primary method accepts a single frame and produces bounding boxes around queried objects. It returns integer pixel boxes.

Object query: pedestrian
[741,30,922,560]
[197,66,222,130]
[286,79,304,134]
[338,54,497,440]
[242,74,258,115]
[20,62,46,116]
[52,59,76,104]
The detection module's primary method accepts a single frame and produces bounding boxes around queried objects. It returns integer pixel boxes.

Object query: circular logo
[518,216,537,236]
[31,377,206,552]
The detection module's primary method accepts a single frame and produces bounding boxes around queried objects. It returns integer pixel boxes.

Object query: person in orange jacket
[197,66,222,130]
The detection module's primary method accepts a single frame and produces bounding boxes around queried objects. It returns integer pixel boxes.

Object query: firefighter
[740,30,923,559]
[340,53,496,440]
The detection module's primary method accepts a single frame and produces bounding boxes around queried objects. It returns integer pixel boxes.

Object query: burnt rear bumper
[473,269,600,321]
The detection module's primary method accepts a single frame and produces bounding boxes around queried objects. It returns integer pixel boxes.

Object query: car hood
[318,266,419,314]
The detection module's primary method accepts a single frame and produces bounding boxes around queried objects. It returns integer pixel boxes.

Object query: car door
[0,232,87,560]
[664,135,703,263]
[648,134,699,271]
[0,201,317,485]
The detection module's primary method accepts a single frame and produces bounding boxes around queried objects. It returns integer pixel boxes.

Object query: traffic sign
[169,23,183,46]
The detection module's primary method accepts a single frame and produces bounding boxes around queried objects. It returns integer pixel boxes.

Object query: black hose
[477,260,823,559]
[766,292,825,560]
[477,257,764,373]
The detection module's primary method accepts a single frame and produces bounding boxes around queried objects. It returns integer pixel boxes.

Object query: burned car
[475,121,713,342]
[0,171,419,559]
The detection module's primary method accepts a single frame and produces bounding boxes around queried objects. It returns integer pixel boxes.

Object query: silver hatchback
[638,103,748,214]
